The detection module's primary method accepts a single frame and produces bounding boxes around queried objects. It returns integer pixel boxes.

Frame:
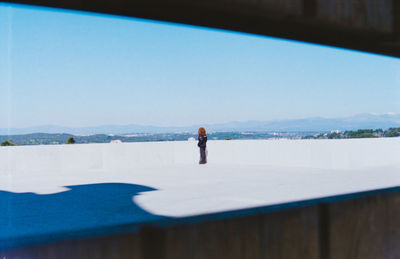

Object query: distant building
[187,137,196,141]
[110,139,122,144]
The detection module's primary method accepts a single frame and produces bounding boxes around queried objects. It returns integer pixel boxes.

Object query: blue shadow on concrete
[0,182,167,250]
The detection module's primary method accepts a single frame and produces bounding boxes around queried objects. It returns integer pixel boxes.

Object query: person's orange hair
[198,127,206,135]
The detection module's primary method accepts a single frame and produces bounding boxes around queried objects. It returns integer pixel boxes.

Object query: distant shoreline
[1,128,400,146]
[0,131,313,146]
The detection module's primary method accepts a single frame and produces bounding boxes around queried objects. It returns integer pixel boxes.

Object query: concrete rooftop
[1,138,399,249]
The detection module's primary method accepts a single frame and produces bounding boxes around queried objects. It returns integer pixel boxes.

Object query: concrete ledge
[2,186,400,259]
[1,138,400,172]
[3,0,400,57]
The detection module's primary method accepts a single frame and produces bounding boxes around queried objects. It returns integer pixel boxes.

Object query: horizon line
[1,112,399,130]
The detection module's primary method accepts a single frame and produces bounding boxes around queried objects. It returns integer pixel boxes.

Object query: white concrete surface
[0,138,399,242]
[2,138,400,172]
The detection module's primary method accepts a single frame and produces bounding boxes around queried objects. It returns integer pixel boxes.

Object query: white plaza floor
[0,138,399,248]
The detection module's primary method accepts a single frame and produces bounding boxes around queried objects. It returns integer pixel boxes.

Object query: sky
[1,3,400,128]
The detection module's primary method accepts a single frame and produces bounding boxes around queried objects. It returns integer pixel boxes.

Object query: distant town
[303,127,400,139]
[0,132,305,146]
[1,127,399,146]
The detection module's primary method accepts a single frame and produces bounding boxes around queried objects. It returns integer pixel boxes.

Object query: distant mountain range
[1,113,400,135]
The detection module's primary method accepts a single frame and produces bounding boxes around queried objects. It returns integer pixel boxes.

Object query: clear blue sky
[1,3,400,128]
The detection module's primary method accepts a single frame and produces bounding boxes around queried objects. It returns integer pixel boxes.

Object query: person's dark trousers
[199,147,207,164]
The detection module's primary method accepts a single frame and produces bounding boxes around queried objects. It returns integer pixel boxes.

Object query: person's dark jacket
[198,134,207,148]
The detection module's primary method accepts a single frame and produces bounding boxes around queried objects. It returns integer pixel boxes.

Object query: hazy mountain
[1,113,400,135]
[193,113,400,132]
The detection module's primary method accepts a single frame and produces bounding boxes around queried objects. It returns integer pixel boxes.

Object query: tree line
[304,127,400,139]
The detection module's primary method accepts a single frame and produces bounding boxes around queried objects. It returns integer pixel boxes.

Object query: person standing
[197,127,207,164]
